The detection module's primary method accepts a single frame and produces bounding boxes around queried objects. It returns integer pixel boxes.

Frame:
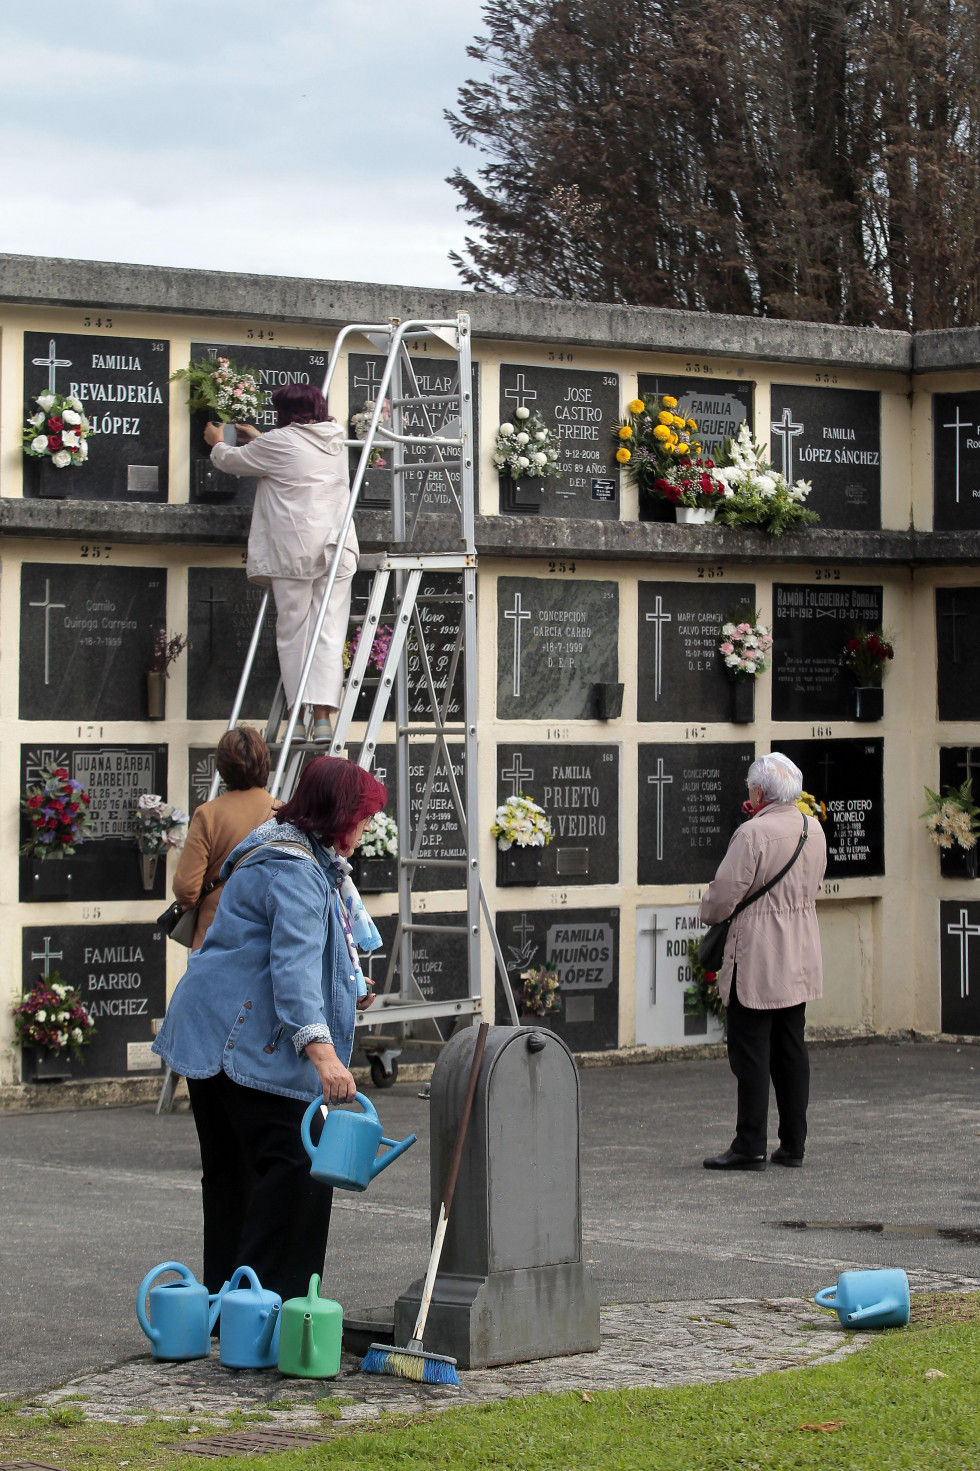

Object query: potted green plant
[840,626,894,721]
[147,629,189,720]
[21,764,93,901]
[22,391,91,498]
[491,793,553,886]
[922,779,980,878]
[718,610,774,724]
[13,970,95,1081]
[514,965,561,1023]
[134,793,189,891]
[352,811,398,893]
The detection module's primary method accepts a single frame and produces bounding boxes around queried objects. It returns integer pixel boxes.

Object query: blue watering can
[218,1265,282,1369]
[136,1261,226,1361]
[301,1091,416,1192]
[815,1268,910,1329]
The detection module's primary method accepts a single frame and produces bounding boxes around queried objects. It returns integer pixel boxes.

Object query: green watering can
[277,1273,343,1379]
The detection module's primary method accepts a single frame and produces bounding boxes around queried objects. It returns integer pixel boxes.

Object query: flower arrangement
[350,398,391,468]
[718,612,774,681]
[12,971,95,1060]
[359,810,398,860]
[134,794,189,855]
[149,629,189,677]
[921,779,980,852]
[170,357,267,423]
[685,950,727,1035]
[491,794,553,851]
[343,624,394,674]
[796,791,828,821]
[21,765,92,859]
[840,627,894,687]
[613,394,728,509]
[22,393,91,468]
[514,965,561,1017]
[493,406,561,481]
[712,424,819,536]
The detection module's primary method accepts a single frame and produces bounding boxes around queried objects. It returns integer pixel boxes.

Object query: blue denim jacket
[152,820,357,1101]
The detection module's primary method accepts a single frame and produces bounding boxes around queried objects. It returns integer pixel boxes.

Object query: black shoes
[703,1148,767,1171]
[770,1147,804,1167]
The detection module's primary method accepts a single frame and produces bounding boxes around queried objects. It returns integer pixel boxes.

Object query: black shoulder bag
[697,817,808,972]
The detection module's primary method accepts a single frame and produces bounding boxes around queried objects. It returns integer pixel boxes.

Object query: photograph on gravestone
[187,342,331,503]
[777,737,884,877]
[22,924,166,1079]
[496,744,619,886]
[933,393,980,531]
[19,563,166,722]
[637,743,754,886]
[637,581,756,722]
[186,568,282,721]
[366,912,468,1057]
[498,363,620,518]
[23,331,169,502]
[771,582,884,721]
[494,907,620,1050]
[936,587,980,721]
[349,741,466,892]
[937,747,980,879]
[20,744,169,902]
[939,900,980,1035]
[769,385,881,530]
[634,905,724,1047]
[346,352,479,513]
[496,576,619,720]
[637,375,754,523]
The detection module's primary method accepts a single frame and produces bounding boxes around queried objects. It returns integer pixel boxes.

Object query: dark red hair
[272,384,331,428]
[276,757,386,847]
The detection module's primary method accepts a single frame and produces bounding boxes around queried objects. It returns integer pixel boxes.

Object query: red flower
[705,971,718,984]
[53,768,69,779]
[81,793,91,804]
[27,794,42,808]
[47,434,63,452]
[46,417,64,433]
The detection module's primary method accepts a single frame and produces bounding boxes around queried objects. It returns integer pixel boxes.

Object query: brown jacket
[172,788,278,950]
[698,801,826,1010]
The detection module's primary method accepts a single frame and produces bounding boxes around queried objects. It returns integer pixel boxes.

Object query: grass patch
[2,1296,979,1470]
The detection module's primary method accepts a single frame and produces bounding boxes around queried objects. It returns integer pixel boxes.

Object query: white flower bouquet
[134,794,189,855]
[921,780,980,852]
[491,794,553,851]
[713,424,819,536]
[718,615,774,681]
[359,810,398,860]
[171,357,267,423]
[350,397,392,468]
[22,393,91,469]
[493,406,561,481]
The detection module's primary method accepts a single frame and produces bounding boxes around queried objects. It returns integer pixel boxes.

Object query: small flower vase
[675,506,716,525]
[23,1046,72,1083]
[139,853,159,891]
[28,457,74,500]
[351,856,398,893]
[967,847,978,881]
[730,680,755,724]
[146,671,166,720]
[29,858,73,902]
[497,845,543,887]
[593,681,624,720]
[848,686,884,722]
[500,475,544,517]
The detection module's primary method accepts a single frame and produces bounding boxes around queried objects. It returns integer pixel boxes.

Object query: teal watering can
[136,1261,226,1362]
[218,1265,282,1369]
[815,1268,910,1329]
[301,1091,416,1192]
[277,1274,343,1379]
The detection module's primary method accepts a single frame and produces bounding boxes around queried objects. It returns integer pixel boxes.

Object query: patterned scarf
[325,847,383,998]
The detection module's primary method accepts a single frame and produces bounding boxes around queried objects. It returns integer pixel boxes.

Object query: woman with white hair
[700,752,827,1171]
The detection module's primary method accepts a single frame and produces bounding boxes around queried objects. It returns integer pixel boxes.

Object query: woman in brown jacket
[172,727,277,951]
[699,752,827,1171]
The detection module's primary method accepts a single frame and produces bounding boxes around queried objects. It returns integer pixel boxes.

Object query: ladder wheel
[369,1056,398,1089]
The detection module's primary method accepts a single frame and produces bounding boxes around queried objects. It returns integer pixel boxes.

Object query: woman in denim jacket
[153,756,386,1300]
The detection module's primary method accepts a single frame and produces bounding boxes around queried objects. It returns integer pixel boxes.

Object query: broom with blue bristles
[361,1021,489,1386]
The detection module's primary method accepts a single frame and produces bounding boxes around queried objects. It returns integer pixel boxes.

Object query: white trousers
[270,548,355,709]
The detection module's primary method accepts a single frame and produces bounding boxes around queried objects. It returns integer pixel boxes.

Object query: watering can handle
[208,1279,230,1331]
[228,1264,263,1293]
[814,1286,838,1309]
[300,1090,379,1160]
[136,1260,194,1341]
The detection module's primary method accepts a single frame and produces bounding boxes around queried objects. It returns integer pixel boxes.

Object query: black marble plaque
[187,568,282,721]
[777,738,884,877]
[498,363,620,518]
[20,743,170,902]
[933,393,980,531]
[940,901,980,1035]
[407,572,464,721]
[23,331,169,502]
[637,581,756,722]
[494,906,620,1050]
[19,563,166,721]
[771,582,884,721]
[187,341,330,503]
[349,741,466,893]
[937,747,980,878]
[495,744,619,886]
[769,385,881,530]
[369,912,468,1045]
[936,588,980,721]
[346,353,479,515]
[637,375,754,459]
[638,743,754,885]
[22,924,166,1079]
[496,576,619,720]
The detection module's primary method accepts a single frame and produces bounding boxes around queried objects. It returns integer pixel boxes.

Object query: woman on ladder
[205,384,357,743]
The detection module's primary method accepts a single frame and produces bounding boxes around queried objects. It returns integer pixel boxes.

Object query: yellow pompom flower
[672,415,686,428]
[667,433,678,447]
[653,424,671,441]
[657,411,674,426]
[693,442,702,453]
[686,418,697,430]
[678,443,690,454]
[628,398,645,415]
[662,396,678,409]
[616,446,631,463]
[618,425,633,440]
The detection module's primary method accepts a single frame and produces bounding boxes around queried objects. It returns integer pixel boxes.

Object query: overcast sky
[0,0,489,289]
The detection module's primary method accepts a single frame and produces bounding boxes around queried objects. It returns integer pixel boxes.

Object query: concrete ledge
[915,328,980,373]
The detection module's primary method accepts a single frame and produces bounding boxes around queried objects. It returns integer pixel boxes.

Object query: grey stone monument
[393,1025,600,1368]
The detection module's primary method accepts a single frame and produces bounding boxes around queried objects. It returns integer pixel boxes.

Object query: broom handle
[410,1021,489,1345]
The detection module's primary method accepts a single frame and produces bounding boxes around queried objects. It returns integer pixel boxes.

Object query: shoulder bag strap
[730,816,808,921]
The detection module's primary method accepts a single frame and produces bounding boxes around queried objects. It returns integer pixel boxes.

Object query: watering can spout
[371,1131,418,1178]
[256,1301,281,1357]
[300,1312,315,1368]
[847,1298,896,1324]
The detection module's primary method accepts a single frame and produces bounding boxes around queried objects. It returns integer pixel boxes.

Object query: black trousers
[726,973,809,1159]
[187,1070,333,1301]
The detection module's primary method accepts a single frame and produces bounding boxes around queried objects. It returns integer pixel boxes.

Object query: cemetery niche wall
[349,741,466,893]
[637,580,756,723]
[638,743,754,885]
[495,744,619,886]
[498,363,619,518]
[933,392,980,532]
[23,331,169,501]
[494,906,619,1051]
[496,577,619,720]
[939,900,980,1036]
[937,747,980,878]
[20,563,167,722]
[936,588,980,722]
[186,568,282,722]
[634,905,724,1047]
[768,385,881,529]
[778,738,885,877]
[771,582,884,721]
